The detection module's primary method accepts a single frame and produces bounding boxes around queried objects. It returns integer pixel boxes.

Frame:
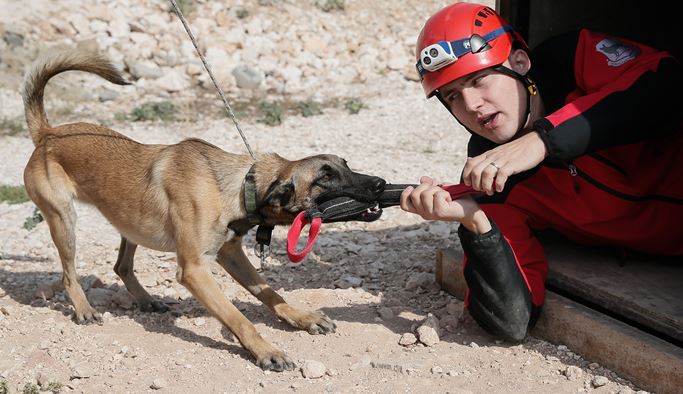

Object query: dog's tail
[21,50,130,145]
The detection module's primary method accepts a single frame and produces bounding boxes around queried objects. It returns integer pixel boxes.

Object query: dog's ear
[263,181,295,207]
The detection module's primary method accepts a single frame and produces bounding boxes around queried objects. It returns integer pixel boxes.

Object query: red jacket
[459,29,683,341]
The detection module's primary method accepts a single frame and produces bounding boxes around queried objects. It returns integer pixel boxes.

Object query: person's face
[439,50,531,144]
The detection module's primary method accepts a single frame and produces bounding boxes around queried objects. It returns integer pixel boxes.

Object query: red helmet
[415,3,527,97]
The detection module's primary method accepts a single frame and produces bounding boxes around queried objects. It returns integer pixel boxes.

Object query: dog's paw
[303,310,337,335]
[73,307,103,325]
[139,301,170,313]
[257,351,296,372]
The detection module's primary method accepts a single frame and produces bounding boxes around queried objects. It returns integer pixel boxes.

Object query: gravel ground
[0,82,647,393]
[0,0,650,392]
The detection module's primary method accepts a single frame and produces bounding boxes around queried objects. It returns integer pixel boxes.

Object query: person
[400,2,683,341]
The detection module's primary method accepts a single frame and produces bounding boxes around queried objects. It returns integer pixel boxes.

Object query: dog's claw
[73,307,103,325]
[139,301,170,313]
[305,310,336,335]
[258,353,296,372]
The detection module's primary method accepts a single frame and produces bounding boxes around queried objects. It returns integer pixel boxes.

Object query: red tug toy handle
[286,184,477,263]
[287,212,322,263]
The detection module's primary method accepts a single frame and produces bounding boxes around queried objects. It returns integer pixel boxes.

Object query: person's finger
[419,175,435,185]
[400,186,415,212]
[409,181,432,213]
[419,186,442,217]
[494,166,510,193]
[469,158,494,192]
[462,156,480,187]
[480,162,500,195]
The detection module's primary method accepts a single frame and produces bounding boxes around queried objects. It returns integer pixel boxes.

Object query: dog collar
[242,164,275,261]
[243,164,262,226]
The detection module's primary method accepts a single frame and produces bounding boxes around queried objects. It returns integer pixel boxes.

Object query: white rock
[150,378,168,390]
[417,314,440,346]
[564,366,583,381]
[300,360,326,379]
[592,376,609,387]
[398,333,417,346]
[155,70,191,92]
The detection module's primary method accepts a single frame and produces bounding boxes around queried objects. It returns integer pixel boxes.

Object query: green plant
[169,0,194,15]
[129,101,176,122]
[22,382,39,394]
[1,379,8,394]
[344,98,367,114]
[0,185,30,204]
[256,101,284,126]
[23,207,44,231]
[317,0,345,12]
[298,100,323,117]
[236,8,249,19]
[43,382,63,393]
[0,117,26,136]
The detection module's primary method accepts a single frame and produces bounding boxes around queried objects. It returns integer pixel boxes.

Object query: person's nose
[461,88,484,113]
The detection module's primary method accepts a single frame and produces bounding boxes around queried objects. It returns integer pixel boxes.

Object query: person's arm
[458,204,547,342]
[533,29,683,164]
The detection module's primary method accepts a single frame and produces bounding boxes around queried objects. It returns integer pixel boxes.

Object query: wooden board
[537,233,683,346]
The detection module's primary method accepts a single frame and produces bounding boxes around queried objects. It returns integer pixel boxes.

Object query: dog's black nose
[372,178,386,194]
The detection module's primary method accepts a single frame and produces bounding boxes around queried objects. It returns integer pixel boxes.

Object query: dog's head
[254,153,386,225]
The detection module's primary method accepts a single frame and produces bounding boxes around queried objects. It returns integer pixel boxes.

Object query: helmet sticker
[595,38,640,67]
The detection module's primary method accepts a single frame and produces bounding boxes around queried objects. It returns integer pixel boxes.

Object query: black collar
[243,164,262,226]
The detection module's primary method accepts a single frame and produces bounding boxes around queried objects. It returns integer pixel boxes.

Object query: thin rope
[168,0,255,159]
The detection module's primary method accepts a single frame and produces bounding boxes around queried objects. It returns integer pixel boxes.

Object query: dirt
[0,1,648,393]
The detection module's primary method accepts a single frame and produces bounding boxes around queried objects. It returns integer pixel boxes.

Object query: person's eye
[446,91,460,102]
[473,75,485,86]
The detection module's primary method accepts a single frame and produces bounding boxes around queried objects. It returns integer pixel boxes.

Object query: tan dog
[21,50,386,371]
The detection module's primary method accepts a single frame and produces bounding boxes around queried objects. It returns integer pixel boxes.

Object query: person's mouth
[478,112,499,130]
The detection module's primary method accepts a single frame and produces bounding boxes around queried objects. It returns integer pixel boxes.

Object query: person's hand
[462,131,548,195]
[400,176,491,234]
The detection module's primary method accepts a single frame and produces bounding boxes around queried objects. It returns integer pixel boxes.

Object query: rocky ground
[0,0,651,393]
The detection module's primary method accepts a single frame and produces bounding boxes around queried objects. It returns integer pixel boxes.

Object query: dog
[21,50,386,371]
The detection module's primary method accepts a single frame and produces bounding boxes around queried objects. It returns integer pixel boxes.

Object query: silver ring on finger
[488,162,500,170]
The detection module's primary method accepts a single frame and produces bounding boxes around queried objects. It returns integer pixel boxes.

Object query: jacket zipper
[566,163,683,204]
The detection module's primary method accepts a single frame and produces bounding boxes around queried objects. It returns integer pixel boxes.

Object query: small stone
[588,362,600,370]
[592,376,609,388]
[325,368,339,376]
[300,360,326,379]
[194,317,206,326]
[349,355,372,370]
[378,307,394,320]
[431,365,443,374]
[232,64,263,90]
[564,366,583,381]
[557,345,569,351]
[71,364,92,379]
[151,378,168,389]
[398,333,417,346]
[417,314,440,346]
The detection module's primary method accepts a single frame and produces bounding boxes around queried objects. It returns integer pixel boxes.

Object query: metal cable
[168,0,255,159]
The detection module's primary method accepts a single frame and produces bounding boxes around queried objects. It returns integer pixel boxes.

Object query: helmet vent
[474,19,483,27]
[477,11,488,18]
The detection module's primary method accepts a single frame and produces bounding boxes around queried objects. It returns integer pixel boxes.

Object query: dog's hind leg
[216,237,336,335]
[24,161,101,324]
[114,237,169,313]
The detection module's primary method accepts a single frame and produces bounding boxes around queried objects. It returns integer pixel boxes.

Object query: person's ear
[509,49,531,75]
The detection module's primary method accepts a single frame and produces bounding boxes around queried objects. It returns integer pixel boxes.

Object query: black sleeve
[458,220,540,342]
[535,58,683,163]
[531,29,683,163]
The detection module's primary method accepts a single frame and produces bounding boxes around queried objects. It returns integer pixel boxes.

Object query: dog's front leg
[174,245,295,371]
[216,238,336,335]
